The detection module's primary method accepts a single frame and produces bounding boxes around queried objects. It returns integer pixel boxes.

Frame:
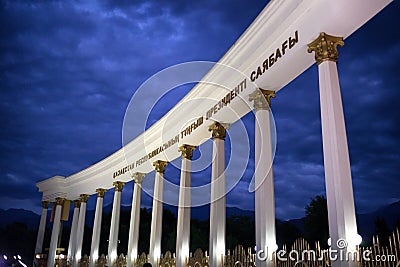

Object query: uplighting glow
[18,260,27,267]
[348,234,362,246]
[92,250,98,262]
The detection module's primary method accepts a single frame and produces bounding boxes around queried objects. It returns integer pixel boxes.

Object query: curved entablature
[36,0,392,201]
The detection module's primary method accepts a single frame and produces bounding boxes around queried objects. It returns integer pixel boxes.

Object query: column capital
[179,144,197,160]
[80,194,90,203]
[153,160,168,174]
[96,188,107,198]
[55,197,65,206]
[42,201,50,209]
[73,199,81,208]
[132,172,146,184]
[249,89,276,111]
[307,32,344,65]
[208,122,227,140]
[113,181,125,192]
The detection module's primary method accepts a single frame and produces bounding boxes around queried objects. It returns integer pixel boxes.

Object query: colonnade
[34,33,359,267]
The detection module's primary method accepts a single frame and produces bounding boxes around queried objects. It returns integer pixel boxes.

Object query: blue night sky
[0,0,399,221]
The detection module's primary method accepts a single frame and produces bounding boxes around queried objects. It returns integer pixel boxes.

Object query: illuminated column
[73,194,90,267]
[47,197,64,267]
[33,200,49,266]
[89,188,107,267]
[107,181,125,266]
[127,173,146,267]
[249,89,277,267]
[208,122,227,267]
[176,145,196,267]
[67,200,80,263]
[308,32,359,267]
[149,160,168,266]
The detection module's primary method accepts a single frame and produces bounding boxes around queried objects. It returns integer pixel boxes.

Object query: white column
[250,89,277,267]
[33,201,49,266]
[149,160,168,266]
[208,122,227,267]
[308,33,359,267]
[176,145,196,267]
[67,200,80,263]
[107,181,125,266]
[89,188,107,267]
[127,173,146,267]
[73,194,90,267]
[47,198,64,267]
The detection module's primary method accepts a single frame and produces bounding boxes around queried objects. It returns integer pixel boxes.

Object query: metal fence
[38,228,399,267]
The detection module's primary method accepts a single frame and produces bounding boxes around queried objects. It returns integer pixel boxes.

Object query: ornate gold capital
[73,199,81,208]
[179,144,196,160]
[153,160,168,173]
[307,32,344,65]
[96,188,107,198]
[249,89,276,111]
[55,197,65,206]
[209,122,227,140]
[132,172,145,184]
[113,181,125,192]
[80,194,90,203]
[42,201,50,209]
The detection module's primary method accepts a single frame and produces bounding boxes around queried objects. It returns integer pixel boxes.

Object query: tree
[374,217,391,246]
[304,195,329,248]
[0,222,36,264]
[226,216,255,250]
[276,221,302,247]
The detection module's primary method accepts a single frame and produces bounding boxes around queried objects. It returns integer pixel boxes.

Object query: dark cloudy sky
[0,0,399,221]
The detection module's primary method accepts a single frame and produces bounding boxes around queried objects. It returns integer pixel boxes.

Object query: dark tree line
[2,196,398,263]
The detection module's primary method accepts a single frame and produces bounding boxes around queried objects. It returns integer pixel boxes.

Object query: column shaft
[33,201,49,266]
[108,182,124,266]
[176,149,193,267]
[89,189,106,267]
[73,196,88,267]
[127,174,144,267]
[149,171,165,266]
[209,137,226,267]
[47,199,63,267]
[67,202,80,262]
[318,60,358,264]
[255,108,276,267]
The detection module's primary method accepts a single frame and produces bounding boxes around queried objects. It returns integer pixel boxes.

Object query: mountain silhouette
[1,200,399,240]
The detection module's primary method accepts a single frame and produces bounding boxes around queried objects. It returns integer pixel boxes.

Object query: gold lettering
[275,47,282,62]
[282,40,288,55]
[269,53,275,67]
[256,66,262,79]
[250,71,256,82]
[289,30,298,49]
[262,59,268,73]
[249,31,298,82]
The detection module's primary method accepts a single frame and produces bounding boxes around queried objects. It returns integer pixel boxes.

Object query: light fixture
[350,234,362,246]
